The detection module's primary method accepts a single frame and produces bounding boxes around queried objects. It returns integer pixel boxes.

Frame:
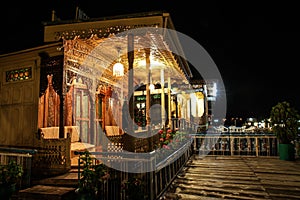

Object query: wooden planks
[164,156,300,199]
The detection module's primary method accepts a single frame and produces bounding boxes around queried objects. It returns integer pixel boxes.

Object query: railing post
[148,171,154,200]
[77,153,81,185]
[255,137,259,157]
[194,136,197,153]
[230,137,234,156]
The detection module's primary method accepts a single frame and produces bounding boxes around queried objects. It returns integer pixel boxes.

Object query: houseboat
[0,11,208,175]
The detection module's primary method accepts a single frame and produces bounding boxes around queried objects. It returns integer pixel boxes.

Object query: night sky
[1,1,299,120]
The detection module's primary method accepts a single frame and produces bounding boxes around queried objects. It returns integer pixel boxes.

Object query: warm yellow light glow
[136,58,166,69]
[113,62,124,77]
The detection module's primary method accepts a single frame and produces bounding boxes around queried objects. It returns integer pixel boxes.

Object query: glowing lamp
[113,62,124,77]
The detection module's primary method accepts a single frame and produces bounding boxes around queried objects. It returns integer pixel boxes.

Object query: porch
[5,132,300,200]
[8,140,300,200]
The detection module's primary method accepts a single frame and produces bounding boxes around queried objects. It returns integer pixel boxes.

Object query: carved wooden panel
[0,107,10,145]
[39,55,63,97]
[38,75,61,128]
[11,106,22,146]
[22,105,35,146]
[23,83,34,103]
[0,87,10,105]
[0,70,36,147]
[32,133,71,176]
[12,85,22,104]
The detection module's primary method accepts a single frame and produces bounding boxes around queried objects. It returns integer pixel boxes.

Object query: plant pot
[279,143,295,161]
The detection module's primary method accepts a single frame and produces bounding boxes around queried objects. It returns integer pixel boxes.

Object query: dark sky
[1,1,299,120]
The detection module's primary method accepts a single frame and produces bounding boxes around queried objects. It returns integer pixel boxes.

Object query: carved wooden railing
[191,132,279,157]
[32,131,71,177]
[121,129,161,153]
[0,147,37,188]
[74,133,193,200]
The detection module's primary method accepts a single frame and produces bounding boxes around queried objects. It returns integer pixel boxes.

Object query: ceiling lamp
[113,62,124,77]
[113,47,124,77]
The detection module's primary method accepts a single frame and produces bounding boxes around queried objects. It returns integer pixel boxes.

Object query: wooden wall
[0,43,63,148]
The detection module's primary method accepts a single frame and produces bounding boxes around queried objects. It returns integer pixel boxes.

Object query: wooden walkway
[163,155,300,200]
[13,155,300,199]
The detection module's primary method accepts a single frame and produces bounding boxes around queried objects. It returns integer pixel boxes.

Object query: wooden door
[0,66,36,147]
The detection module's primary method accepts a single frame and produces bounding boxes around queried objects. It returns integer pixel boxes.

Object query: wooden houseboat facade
[0,11,207,176]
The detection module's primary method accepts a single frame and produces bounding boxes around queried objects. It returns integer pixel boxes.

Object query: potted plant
[75,151,110,200]
[0,160,24,199]
[122,175,147,200]
[270,101,300,160]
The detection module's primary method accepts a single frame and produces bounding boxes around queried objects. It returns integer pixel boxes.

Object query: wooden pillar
[189,97,192,130]
[128,33,134,134]
[59,94,65,138]
[120,81,124,130]
[145,48,151,129]
[145,47,153,151]
[124,33,135,152]
[161,69,165,127]
[102,94,106,131]
[59,68,65,138]
[90,82,96,144]
[168,77,171,128]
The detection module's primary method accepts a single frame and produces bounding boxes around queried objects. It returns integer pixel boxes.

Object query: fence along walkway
[163,155,300,200]
[192,132,279,157]
[0,147,37,188]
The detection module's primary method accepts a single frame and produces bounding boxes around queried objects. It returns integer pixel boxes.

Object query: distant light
[212,82,217,96]
[207,96,216,101]
[113,62,124,77]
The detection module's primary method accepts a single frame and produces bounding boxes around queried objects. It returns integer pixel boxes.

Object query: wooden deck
[12,155,300,199]
[163,155,300,200]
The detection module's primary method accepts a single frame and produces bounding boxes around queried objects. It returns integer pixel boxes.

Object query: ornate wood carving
[39,55,64,97]
[55,24,160,41]
[32,129,71,176]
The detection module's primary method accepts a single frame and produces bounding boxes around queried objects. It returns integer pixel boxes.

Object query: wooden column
[124,33,135,152]
[161,69,165,127]
[168,77,171,128]
[145,48,151,129]
[145,47,153,151]
[90,80,96,144]
[128,33,134,134]
[59,95,65,138]
[59,67,65,138]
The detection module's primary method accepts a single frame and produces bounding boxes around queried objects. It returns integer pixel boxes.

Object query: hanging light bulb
[113,47,124,77]
[113,62,124,77]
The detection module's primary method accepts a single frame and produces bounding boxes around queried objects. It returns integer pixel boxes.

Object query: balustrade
[192,132,278,157]
[31,130,71,177]
[0,147,37,188]
[75,137,193,200]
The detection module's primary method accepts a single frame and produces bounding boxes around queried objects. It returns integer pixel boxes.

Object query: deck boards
[163,156,300,199]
